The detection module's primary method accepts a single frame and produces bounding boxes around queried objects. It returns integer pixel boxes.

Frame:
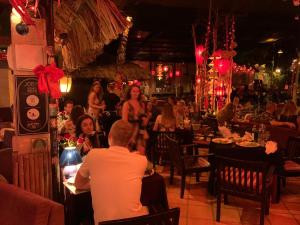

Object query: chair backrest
[268,126,300,151]
[215,155,269,197]
[99,208,180,225]
[166,136,185,171]
[154,131,177,153]
[286,136,300,162]
[203,116,219,133]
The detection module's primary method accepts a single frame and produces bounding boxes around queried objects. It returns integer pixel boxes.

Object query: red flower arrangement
[59,133,84,148]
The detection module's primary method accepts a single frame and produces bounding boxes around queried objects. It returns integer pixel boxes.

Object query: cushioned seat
[284,160,300,172]
[0,183,64,225]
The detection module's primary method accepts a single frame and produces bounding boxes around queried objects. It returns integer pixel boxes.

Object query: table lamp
[59,146,82,179]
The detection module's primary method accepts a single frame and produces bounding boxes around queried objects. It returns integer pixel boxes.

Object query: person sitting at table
[255,102,296,128]
[74,120,148,224]
[217,96,239,125]
[57,99,74,134]
[153,103,176,132]
[61,105,85,137]
[76,114,101,156]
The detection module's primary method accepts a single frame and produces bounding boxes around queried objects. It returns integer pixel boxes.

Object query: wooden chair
[167,136,211,198]
[152,131,176,167]
[215,156,274,225]
[99,207,180,225]
[277,136,300,199]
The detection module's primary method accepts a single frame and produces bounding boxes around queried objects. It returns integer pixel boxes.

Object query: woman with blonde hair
[153,103,176,132]
[87,81,106,131]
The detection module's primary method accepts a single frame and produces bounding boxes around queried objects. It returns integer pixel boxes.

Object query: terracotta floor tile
[293,215,300,224]
[179,217,188,225]
[214,207,241,223]
[189,197,216,206]
[281,195,300,203]
[188,204,214,220]
[188,218,216,225]
[267,213,298,225]
[284,203,300,212]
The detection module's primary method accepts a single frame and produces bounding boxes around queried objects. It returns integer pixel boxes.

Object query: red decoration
[196,77,201,84]
[195,45,205,65]
[175,70,181,77]
[151,70,156,76]
[163,65,169,72]
[293,0,300,6]
[212,50,231,75]
[169,72,173,78]
[33,63,64,99]
[9,1,35,25]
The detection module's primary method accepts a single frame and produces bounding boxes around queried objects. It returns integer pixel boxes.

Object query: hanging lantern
[60,76,72,93]
[163,65,169,72]
[169,72,173,78]
[175,70,181,77]
[293,0,300,6]
[195,45,205,65]
[196,77,201,84]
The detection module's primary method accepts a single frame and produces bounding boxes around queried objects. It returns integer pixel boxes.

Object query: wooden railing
[13,151,52,199]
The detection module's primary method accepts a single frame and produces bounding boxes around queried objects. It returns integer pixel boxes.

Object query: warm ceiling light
[275,68,281,73]
[260,38,279,43]
[277,49,283,54]
[60,76,72,93]
[126,16,132,22]
[11,8,22,24]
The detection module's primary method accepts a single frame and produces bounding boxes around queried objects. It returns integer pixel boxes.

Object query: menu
[16,76,48,135]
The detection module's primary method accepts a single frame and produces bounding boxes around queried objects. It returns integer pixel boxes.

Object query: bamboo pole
[43,151,49,198]
[38,152,45,197]
[13,152,19,186]
[18,155,24,189]
[29,153,36,193]
[34,153,40,195]
[24,155,30,191]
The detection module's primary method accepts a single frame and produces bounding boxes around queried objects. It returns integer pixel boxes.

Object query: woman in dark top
[76,114,100,156]
[122,85,148,154]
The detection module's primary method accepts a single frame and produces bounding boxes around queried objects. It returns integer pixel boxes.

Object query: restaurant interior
[0,0,300,225]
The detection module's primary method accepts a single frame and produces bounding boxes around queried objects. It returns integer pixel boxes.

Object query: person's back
[83,148,147,223]
[75,120,148,223]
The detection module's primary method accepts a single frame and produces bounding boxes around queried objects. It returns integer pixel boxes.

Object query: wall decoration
[16,76,48,135]
[31,138,48,153]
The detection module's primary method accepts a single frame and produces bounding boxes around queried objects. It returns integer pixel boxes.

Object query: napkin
[265,141,278,154]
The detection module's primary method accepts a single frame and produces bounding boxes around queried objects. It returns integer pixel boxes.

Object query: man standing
[75,120,148,223]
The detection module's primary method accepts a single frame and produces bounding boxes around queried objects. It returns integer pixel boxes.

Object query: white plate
[212,138,233,144]
[236,141,260,148]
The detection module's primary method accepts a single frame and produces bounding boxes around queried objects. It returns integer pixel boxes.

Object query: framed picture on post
[15,76,49,135]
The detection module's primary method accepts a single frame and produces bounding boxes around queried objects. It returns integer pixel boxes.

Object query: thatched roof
[54,0,128,71]
[71,63,150,81]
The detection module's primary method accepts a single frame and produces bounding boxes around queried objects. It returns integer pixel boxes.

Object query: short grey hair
[109,120,134,147]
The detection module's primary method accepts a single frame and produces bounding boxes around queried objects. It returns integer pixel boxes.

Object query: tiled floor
[158,167,300,225]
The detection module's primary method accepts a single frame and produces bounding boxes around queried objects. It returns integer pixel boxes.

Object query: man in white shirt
[75,120,148,224]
